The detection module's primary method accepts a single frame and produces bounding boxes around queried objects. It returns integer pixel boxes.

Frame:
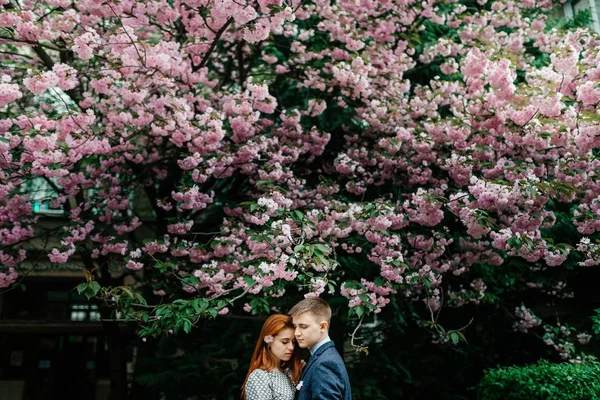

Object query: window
[23,177,65,216]
[70,304,101,322]
[47,290,100,322]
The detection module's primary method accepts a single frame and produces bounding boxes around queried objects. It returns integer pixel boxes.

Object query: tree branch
[195,17,233,71]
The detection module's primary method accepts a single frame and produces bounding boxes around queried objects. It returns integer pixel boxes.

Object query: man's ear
[320,321,328,331]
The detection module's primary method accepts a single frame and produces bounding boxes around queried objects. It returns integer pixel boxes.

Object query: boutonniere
[296,381,303,390]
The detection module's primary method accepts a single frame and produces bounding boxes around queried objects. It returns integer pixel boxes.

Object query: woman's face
[269,327,295,363]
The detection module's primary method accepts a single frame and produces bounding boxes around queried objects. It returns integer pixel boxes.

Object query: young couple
[242,297,352,400]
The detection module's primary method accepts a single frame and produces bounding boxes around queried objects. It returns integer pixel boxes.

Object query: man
[289,297,351,400]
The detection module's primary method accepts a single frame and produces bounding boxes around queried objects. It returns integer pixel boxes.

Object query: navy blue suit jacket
[296,341,351,400]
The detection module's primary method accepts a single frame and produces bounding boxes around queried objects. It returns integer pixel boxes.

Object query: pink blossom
[0,267,18,289]
[218,307,229,315]
[167,221,194,235]
[263,334,274,343]
[23,71,59,94]
[72,29,101,60]
[48,244,76,264]
[52,63,79,91]
[172,187,214,211]
[576,81,600,106]
[461,48,488,79]
[257,0,283,14]
[243,21,271,43]
[513,305,541,333]
[0,77,22,108]
[126,260,144,270]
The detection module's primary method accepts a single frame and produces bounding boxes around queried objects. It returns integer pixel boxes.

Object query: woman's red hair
[242,314,302,399]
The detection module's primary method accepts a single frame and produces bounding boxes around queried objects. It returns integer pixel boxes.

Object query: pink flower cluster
[0,76,22,108]
[513,305,541,333]
[23,71,59,95]
[542,323,594,363]
[0,267,17,289]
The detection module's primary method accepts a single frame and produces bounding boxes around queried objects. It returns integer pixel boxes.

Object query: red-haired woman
[242,314,303,400]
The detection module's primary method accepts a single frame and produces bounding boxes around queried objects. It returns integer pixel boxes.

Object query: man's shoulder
[319,344,343,360]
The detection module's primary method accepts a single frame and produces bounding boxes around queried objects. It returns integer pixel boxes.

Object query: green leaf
[83,287,97,300]
[450,332,459,344]
[76,282,88,295]
[185,276,200,286]
[314,244,330,254]
[359,293,371,303]
[119,286,134,298]
[90,280,101,292]
[355,306,365,318]
[183,319,193,333]
[374,278,386,286]
[133,293,147,305]
[192,299,208,314]
[327,283,336,294]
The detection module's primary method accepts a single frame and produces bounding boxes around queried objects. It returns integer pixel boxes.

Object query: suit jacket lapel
[300,341,335,380]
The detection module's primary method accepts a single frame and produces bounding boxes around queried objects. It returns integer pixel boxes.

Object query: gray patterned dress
[245,369,296,400]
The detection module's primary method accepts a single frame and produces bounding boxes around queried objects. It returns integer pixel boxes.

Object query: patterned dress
[245,369,296,400]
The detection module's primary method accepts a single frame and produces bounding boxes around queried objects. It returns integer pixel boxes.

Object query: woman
[242,314,303,400]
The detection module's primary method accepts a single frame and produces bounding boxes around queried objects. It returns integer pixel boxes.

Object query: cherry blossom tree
[2,0,600,362]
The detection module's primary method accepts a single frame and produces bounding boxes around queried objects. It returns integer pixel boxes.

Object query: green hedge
[478,361,600,400]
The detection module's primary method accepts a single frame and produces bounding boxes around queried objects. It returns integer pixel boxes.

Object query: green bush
[478,361,600,400]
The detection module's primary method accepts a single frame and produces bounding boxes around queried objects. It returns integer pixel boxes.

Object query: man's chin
[297,343,308,348]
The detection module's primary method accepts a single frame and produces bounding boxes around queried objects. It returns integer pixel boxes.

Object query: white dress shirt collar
[309,336,331,356]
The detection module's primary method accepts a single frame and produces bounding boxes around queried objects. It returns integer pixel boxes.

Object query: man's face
[292,312,327,350]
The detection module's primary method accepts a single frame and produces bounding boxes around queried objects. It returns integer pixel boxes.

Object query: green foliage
[76,277,101,300]
[478,361,600,400]
[591,309,600,335]
[548,9,593,31]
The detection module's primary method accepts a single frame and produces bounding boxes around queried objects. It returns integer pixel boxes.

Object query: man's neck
[309,335,330,353]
